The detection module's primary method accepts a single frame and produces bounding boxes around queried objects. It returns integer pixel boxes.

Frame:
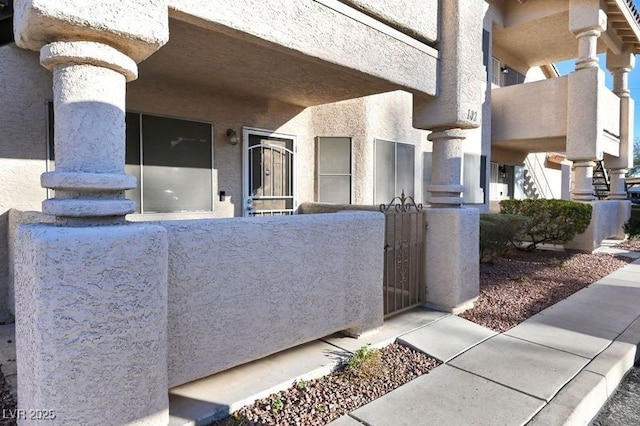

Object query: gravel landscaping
[212,343,439,426]
[0,241,637,425]
[460,246,636,332]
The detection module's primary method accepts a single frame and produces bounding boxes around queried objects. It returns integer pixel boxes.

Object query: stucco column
[571,161,596,201]
[12,1,170,424]
[40,41,137,224]
[575,29,601,70]
[606,49,635,200]
[426,128,465,207]
[567,3,606,202]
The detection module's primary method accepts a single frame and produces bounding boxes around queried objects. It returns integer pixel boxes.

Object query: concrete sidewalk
[331,259,640,426]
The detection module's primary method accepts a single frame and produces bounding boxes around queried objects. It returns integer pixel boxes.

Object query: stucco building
[0,0,638,423]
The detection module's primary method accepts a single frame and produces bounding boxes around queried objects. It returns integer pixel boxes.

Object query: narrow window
[317,137,352,204]
[374,139,415,204]
[491,57,502,86]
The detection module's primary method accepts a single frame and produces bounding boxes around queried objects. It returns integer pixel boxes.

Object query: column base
[424,207,479,313]
[14,223,168,425]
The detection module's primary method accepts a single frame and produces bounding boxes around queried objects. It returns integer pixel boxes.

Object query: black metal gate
[380,191,426,317]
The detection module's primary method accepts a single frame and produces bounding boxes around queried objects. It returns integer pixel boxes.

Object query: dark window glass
[141,115,213,213]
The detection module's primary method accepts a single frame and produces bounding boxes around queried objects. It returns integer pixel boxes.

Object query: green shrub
[479,213,528,262]
[500,199,592,250]
[623,204,640,237]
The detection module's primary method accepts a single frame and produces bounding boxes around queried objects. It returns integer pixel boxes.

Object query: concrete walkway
[331,258,640,426]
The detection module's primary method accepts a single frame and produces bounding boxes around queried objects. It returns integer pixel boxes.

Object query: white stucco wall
[492,77,569,144]
[566,200,630,251]
[160,211,384,387]
[339,0,438,43]
[14,222,169,425]
[524,153,564,200]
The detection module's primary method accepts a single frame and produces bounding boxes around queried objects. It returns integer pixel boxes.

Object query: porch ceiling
[137,18,408,107]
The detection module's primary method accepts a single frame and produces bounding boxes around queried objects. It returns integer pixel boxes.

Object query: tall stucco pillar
[606,48,635,200]
[567,2,606,201]
[12,1,170,424]
[413,0,483,313]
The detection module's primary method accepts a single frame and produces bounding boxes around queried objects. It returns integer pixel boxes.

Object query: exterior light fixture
[498,165,508,179]
[501,66,509,74]
[226,128,239,145]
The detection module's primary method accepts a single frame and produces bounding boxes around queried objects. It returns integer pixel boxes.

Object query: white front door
[243,128,296,217]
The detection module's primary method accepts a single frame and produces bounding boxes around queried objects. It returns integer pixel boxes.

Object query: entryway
[242,128,296,216]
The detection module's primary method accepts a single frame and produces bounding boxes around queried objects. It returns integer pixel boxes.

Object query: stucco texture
[340,0,438,43]
[566,200,630,251]
[14,0,169,62]
[168,0,437,98]
[160,212,384,387]
[14,223,169,425]
[425,207,479,313]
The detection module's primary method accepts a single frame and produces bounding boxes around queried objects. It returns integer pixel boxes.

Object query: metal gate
[380,191,426,317]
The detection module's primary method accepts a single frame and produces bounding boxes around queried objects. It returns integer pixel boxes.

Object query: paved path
[331,259,640,426]
[592,363,640,425]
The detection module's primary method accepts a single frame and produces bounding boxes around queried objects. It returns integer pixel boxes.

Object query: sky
[555,55,640,142]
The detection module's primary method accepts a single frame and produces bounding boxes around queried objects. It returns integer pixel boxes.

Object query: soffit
[137,18,405,108]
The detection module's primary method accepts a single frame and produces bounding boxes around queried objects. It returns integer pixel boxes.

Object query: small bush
[500,199,592,250]
[479,213,528,262]
[346,346,386,380]
[623,204,640,237]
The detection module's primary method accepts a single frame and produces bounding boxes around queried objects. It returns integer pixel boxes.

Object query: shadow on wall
[0,211,13,324]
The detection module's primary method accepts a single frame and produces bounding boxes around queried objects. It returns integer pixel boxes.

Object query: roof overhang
[604,0,640,53]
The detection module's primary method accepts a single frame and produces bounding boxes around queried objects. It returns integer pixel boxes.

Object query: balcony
[491,75,620,157]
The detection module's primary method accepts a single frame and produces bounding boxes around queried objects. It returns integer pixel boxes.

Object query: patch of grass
[296,379,307,390]
[272,394,283,412]
[346,345,386,380]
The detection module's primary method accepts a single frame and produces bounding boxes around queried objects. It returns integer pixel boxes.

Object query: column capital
[40,41,138,82]
[14,0,169,62]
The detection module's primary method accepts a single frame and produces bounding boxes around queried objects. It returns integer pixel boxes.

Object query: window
[504,66,526,86]
[423,151,432,201]
[47,105,214,214]
[482,30,490,80]
[317,137,352,204]
[374,139,415,204]
[491,57,502,86]
[463,153,484,204]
